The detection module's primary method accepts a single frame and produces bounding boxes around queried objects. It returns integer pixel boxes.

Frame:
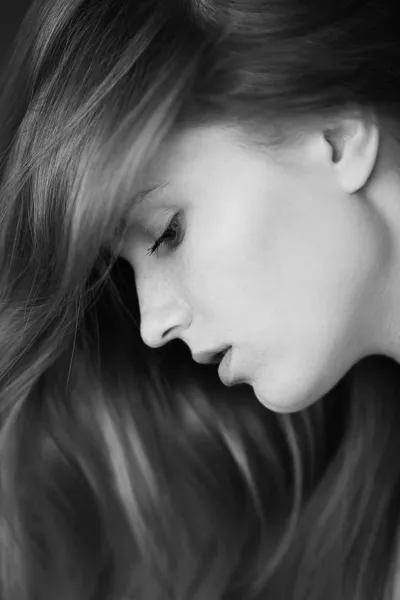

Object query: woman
[1,0,400,598]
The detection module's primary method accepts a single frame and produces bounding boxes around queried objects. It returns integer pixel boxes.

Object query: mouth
[217,347,237,386]
[211,349,229,364]
[191,345,245,387]
[191,345,232,365]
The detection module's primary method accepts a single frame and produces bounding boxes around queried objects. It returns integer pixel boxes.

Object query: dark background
[1,1,32,70]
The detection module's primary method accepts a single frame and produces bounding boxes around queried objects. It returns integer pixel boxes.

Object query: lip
[192,345,231,365]
[217,347,240,386]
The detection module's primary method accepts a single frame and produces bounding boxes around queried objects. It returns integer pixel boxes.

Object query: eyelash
[146,211,184,257]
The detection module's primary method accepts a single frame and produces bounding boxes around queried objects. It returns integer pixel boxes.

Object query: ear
[323,116,380,194]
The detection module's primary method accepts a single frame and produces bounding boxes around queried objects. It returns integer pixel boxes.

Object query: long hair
[1,1,400,599]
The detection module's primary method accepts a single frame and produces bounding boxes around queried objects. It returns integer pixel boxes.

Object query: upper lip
[192,346,231,365]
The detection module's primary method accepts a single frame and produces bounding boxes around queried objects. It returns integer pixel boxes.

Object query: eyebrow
[133,180,169,207]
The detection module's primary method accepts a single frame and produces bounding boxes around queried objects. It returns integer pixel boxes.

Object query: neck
[362,128,400,364]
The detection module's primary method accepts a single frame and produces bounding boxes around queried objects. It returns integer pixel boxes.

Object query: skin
[119,120,400,412]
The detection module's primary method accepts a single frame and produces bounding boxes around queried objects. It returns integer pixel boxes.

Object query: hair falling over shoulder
[1,1,400,599]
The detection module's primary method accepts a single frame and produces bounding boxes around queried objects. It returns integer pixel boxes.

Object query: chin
[251,366,339,414]
[253,388,309,413]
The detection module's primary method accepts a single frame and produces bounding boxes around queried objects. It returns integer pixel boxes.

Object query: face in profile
[119,124,387,412]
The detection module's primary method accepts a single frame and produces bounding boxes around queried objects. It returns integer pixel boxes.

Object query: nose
[140,300,192,348]
[133,260,192,348]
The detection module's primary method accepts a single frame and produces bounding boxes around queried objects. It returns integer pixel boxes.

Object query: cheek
[249,242,374,367]
[246,257,376,413]
[254,190,378,328]
[184,181,379,344]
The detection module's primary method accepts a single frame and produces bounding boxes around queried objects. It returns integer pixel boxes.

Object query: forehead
[131,123,297,218]
[143,125,249,183]
[128,126,236,215]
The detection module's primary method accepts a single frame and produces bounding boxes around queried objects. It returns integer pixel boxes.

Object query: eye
[146,210,184,257]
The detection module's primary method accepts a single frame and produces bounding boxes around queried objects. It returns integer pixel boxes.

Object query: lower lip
[218,347,237,386]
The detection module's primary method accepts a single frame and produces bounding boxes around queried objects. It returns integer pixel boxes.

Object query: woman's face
[119,124,386,412]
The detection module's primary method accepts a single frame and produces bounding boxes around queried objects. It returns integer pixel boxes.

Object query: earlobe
[323,118,380,194]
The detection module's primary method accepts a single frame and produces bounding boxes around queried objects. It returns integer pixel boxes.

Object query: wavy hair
[1,1,400,599]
